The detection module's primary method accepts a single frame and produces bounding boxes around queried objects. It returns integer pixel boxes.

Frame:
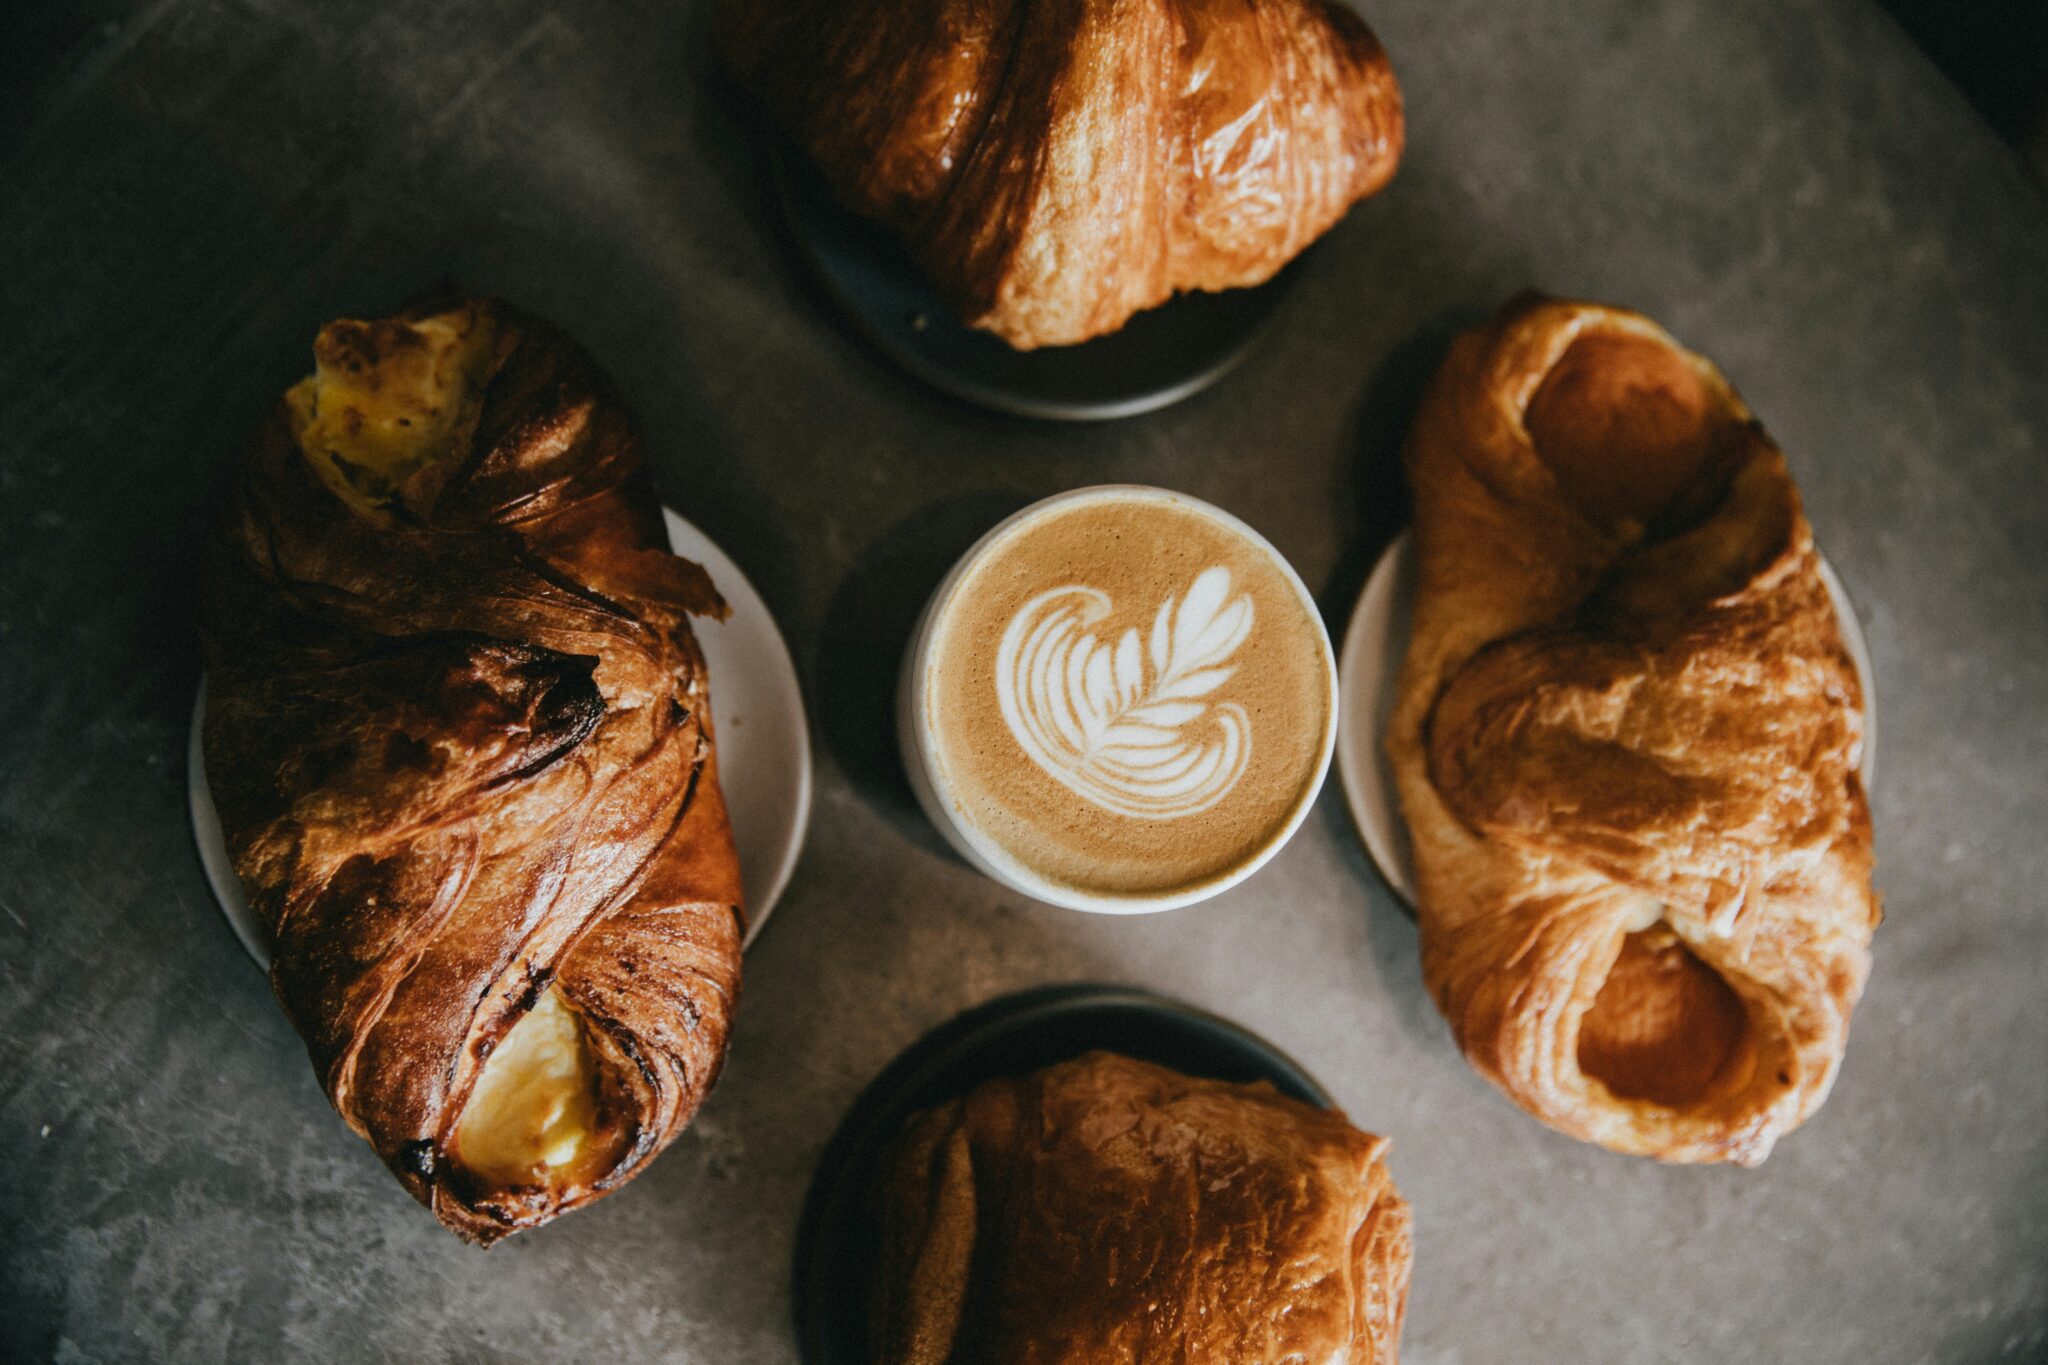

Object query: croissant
[717,0,1403,349]
[199,296,745,1242]
[871,1052,1412,1363]
[1384,295,1879,1164]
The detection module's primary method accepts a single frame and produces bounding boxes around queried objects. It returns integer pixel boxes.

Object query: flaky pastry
[872,1051,1411,1362]
[717,0,1403,349]
[1385,295,1878,1164]
[201,297,743,1241]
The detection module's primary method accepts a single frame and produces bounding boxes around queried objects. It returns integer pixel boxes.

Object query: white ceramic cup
[896,485,1338,913]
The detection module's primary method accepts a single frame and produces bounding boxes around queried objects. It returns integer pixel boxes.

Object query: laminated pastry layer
[201,297,743,1243]
[717,0,1403,348]
[1385,295,1877,1165]
[872,1051,1412,1363]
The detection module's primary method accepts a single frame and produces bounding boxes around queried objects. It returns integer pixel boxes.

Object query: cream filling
[453,987,603,1187]
[285,305,493,516]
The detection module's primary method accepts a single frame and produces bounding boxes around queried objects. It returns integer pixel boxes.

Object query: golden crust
[1385,294,1878,1164]
[872,1052,1412,1363]
[200,297,743,1242]
[717,0,1403,349]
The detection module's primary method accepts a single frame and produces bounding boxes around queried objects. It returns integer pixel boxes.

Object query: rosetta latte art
[994,567,1255,820]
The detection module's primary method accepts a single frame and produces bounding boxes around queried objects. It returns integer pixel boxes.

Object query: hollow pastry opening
[1577,924,1755,1108]
[1524,329,1738,539]
[451,987,629,1191]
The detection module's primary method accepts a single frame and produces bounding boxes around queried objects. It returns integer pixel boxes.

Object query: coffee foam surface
[922,493,1331,898]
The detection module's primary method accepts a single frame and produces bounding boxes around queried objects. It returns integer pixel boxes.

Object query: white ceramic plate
[188,507,812,967]
[1336,531,1877,907]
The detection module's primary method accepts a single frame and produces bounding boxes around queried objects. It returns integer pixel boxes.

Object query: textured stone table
[4,1,2046,1360]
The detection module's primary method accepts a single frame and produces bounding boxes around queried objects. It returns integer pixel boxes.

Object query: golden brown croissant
[200,296,744,1242]
[1384,295,1878,1164]
[717,0,1403,349]
[872,1052,1412,1363]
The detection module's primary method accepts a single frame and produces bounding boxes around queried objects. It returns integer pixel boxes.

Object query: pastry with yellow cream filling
[200,295,744,1243]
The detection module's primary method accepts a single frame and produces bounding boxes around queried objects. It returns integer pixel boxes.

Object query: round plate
[792,985,1333,1365]
[1336,531,1878,907]
[768,137,1297,422]
[187,507,812,967]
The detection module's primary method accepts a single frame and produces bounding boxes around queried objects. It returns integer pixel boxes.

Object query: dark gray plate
[790,984,1333,1364]
[768,140,1299,421]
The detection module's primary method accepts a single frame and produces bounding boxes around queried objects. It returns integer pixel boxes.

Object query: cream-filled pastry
[201,296,744,1242]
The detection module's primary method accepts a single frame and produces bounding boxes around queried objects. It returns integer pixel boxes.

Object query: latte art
[996,567,1254,820]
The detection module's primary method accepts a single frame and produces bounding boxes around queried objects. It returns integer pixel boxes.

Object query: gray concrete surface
[3,1,2046,1361]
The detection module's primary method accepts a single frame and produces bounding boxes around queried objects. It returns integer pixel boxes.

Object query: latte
[901,487,1336,909]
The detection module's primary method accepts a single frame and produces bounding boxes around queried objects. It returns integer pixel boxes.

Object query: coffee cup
[897,486,1337,913]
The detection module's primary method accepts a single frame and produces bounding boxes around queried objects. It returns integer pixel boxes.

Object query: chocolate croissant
[872,1052,1412,1363]
[717,0,1403,349]
[1385,295,1878,1164]
[200,297,744,1242]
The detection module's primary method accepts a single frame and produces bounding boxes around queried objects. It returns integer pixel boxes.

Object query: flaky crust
[200,297,744,1242]
[872,1052,1411,1363]
[1385,295,1878,1164]
[717,0,1403,349]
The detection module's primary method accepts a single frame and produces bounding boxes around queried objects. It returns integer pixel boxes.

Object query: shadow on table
[680,16,979,420]
[1312,310,1487,1048]
[1314,309,1485,632]
[812,491,1035,854]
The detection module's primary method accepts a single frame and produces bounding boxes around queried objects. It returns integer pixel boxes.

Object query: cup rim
[901,484,1339,914]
